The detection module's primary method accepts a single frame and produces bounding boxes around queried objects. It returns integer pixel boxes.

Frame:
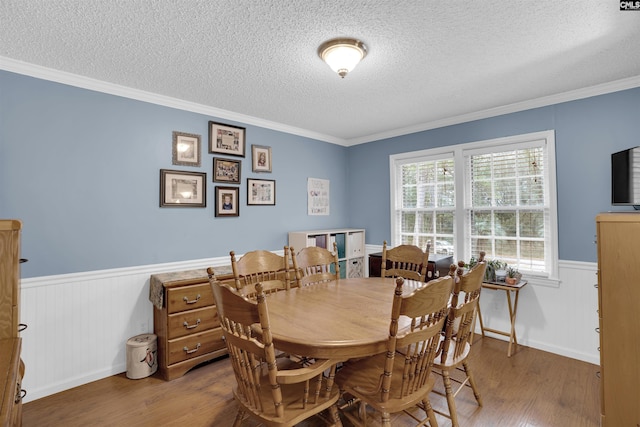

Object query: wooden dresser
[596,213,640,427]
[0,220,25,426]
[150,268,235,381]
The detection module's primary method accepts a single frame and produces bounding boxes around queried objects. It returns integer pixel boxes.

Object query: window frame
[390,130,559,287]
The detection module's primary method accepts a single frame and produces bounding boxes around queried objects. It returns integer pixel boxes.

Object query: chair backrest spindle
[381,241,430,282]
[230,247,291,298]
[291,243,340,287]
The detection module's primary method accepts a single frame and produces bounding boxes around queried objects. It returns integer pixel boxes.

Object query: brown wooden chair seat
[290,242,340,287]
[381,241,429,282]
[431,252,487,427]
[209,279,343,427]
[335,275,453,427]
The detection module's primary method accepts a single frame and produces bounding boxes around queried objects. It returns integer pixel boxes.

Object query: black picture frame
[208,121,246,157]
[247,178,276,206]
[213,157,241,184]
[215,186,240,217]
[160,169,206,207]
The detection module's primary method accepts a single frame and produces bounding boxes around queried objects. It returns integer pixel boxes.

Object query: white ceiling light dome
[318,38,368,78]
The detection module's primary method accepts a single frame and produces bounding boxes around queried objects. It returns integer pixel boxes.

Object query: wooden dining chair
[209,279,343,427]
[230,247,292,298]
[380,241,430,282]
[335,275,454,427]
[431,252,486,427]
[290,243,340,287]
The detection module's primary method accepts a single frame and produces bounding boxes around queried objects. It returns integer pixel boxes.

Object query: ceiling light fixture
[318,38,367,78]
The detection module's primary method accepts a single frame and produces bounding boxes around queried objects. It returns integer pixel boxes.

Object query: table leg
[475,304,485,341]
[505,289,521,357]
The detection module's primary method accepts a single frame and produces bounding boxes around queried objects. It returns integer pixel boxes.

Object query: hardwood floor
[22,337,600,427]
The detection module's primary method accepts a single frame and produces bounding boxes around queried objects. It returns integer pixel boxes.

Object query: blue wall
[0,71,350,278]
[2,70,639,277]
[347,88,640,263]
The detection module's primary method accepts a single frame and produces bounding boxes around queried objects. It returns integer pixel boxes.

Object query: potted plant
[485,259,507,282]
[505,266,521,285]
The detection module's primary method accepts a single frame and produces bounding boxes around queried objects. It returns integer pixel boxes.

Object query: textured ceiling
[1,1,640,145]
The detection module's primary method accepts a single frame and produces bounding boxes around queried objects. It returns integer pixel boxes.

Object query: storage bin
[126,333,158,379]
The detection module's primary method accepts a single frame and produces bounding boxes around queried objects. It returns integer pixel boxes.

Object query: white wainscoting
[19,256,231,403]
[364,245,600,365]
[19,250,599,403]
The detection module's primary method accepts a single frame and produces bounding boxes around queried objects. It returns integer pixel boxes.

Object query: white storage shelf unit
[288,229,365,279]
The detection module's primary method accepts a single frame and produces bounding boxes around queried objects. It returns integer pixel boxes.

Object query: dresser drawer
[167,329,225,365]
[166,283,215,314]
[167,306,220,340]
[0,338,21,426]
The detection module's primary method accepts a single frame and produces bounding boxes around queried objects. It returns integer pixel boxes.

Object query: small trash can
[126,333,158,379]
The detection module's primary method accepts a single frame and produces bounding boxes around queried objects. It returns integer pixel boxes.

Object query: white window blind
[390,130,558,284]
[463,140,550,273]
[393,154,456,255]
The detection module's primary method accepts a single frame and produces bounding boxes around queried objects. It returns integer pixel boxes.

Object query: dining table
[262,276,431,361]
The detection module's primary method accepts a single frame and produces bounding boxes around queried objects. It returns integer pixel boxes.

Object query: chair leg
[232,408,245,427]
[381,411,392,427]
[441,369,460,427]
[327,404,343,427]
[422,397,439,427]
[462,361,483,406]
[358,400,367,425]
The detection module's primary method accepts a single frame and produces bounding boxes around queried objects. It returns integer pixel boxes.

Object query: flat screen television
[612,146,640,207]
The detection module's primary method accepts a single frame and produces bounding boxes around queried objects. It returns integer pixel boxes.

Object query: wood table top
[264,276,428,361]
[481,280,528,291]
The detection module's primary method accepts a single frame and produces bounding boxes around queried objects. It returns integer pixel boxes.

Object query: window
[392,153,456,255]
[390,130,558,284]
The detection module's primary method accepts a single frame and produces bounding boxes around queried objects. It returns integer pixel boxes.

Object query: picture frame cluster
[160,120,275,216]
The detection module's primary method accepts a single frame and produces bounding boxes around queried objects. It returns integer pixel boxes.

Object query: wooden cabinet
[0,338,23,426]
[0,220,22,340]
[289,229,365,278]
[151,269,235,381]
[0,220,25,426]
[596,213,640,427]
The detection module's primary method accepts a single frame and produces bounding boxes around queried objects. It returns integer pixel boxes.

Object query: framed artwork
[247,178,276,205]
[160,169,206,207]
[251,144,272,172]
[172,131,201,167]
[215,186,240,217]
[308,177,330,215]
[208,121,246,157]
[213,157,241,184]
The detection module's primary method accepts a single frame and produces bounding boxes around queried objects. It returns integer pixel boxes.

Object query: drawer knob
[183,319,201,330]
[183,294,201,304]
[15,388,26,403]
[183,343,201,354]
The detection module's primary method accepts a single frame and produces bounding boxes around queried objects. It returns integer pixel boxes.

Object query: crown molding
[3,56,639,148]
[347,74,640,146]
[0,56,347,146]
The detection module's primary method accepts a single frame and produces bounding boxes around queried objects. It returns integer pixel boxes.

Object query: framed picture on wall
[251,144,272,172]
[208,121,246,157]
[247,178,276,205]
[213,158,241,184]
[160,169,206,207]
[215,186,240,217]
[172,131,201,167]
